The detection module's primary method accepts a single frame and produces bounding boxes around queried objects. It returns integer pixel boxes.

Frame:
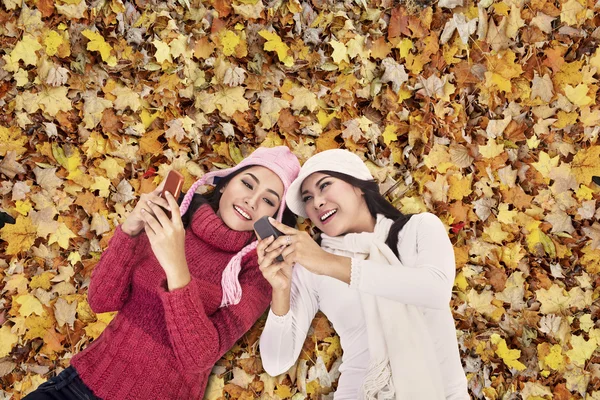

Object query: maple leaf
[258,30,293,67]
[490,334,526,371]
[82,29,117,66]
[571,146,600,185]
[0,216,37,255]
[288,87,318,112]
[0,326,18,358]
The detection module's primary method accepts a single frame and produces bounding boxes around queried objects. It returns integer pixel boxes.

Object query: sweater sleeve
[159,255,272,374]
[349,213,456,310]
[259,264,319,376]
[87,225,147,313]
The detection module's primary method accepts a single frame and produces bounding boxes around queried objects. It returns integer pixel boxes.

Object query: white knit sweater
[259,213,469,399]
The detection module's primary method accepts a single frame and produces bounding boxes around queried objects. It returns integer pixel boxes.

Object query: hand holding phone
[254,216,285,262]
[160,170,184,219]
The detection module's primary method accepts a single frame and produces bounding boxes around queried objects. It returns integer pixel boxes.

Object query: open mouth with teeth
[319,209,337,223]
[234,205,252,220]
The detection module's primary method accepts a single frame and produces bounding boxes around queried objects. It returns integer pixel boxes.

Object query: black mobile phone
[254,216,285,262]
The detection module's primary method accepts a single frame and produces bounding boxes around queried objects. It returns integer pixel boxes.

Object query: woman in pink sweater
[24,146,300,400]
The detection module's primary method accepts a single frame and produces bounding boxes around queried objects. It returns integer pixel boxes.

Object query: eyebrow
[301,176,330,196]
[245,173,281,200]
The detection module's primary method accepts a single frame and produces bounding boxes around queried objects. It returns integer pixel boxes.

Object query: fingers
[259,244,285,269]
[141,209,162,233]
[256,236,275,263]
[146,201,171,228]
[164,192,182,226]
[268,217,298,235]
[266,235,294,252]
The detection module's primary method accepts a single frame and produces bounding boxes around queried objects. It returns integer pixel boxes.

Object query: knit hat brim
[286,149,373,218]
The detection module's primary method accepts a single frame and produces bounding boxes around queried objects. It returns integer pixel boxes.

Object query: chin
[221,211,252,232]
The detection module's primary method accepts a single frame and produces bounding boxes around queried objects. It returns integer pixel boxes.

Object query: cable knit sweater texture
[70,204,272,399]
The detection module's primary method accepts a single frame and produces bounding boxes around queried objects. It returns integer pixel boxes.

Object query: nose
[244,194,258,210]
[313,193,325,210]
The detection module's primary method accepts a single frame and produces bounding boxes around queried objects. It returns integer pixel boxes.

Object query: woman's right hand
[256,236,294,292]
[121,179,172,237]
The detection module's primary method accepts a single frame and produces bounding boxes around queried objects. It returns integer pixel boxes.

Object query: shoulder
[411,212,444,226]
[400,212,448,237]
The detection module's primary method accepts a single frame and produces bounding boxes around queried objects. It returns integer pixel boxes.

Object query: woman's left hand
[142,192,190,289]
[264,218,334,276]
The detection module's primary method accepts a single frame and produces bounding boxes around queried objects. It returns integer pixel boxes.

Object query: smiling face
[217,166,285,232]
[301,172,374,236]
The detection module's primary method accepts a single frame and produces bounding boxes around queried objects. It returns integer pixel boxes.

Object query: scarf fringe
[361,359,395,400]
[220,241,258,307]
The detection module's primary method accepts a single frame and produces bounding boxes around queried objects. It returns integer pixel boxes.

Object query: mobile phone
[160,170,184,218]
[254,216,285,262]
[593,176,600,186]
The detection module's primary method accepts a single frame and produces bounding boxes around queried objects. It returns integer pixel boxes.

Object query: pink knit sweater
[70,204,272,399]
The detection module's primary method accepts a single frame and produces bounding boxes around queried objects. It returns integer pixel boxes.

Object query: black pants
[23,366,100,400]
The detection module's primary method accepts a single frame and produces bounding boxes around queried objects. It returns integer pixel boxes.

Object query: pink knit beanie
[179,146,300,307]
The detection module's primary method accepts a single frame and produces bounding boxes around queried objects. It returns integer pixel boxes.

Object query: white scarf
[321,215,445,400]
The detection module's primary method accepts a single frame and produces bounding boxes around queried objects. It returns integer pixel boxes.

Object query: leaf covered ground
[0,0,600,398]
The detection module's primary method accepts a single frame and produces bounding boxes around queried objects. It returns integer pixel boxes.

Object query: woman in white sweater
[256,149,469,400]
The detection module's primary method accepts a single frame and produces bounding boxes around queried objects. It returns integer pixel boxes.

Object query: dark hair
[179,165,297,233]
[314,171,412,259]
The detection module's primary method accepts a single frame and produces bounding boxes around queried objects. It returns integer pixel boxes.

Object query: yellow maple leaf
[479,140,504,159]
[44,30,65,57]
[538,343,565,371]
[490,333,526,371]
[274,384,295,398]
[560,0,586,26]
[221,30,240,57]
[258,30,293,67]
[152,39,172,63]
[37,87,72,117]
[536,284,569,314]
[15,294,45,317]
[0,325,18,358]
[99,157,125,179]
[82,29,117,66]
[0,125,27,156]
[10,34,42,67]
[111,85,142,112]
[0,215,37,255]
[566,335,597,366]
[564,84,593,106]
[532,151,560,179]
[91,176,112,197]
[571,145,600,185]
[289,86,318,112]
[48,222,77,249]
[214,86,249,117]
[483,221,509,244]
[330,40,349,64]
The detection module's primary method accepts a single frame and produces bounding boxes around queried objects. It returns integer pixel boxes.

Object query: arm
[87,225,148,313]
[259,264,319,376]
[159,255,272,374]
[350,213,456,310]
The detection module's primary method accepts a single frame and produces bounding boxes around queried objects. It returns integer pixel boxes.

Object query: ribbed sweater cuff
[267,307,291,324]
[112,225,142,255]
[159,278,213,370]
[349,258,363,289]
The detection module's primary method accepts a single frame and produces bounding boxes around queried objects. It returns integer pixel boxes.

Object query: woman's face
[301,172,373,236]
[218,166,284,231]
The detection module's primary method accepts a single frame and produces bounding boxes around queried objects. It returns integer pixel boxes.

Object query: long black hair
[179,165,297,231]
[316,171,413,258]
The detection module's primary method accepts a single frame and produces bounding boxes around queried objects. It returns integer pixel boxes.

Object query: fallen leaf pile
[0,0,599,398]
